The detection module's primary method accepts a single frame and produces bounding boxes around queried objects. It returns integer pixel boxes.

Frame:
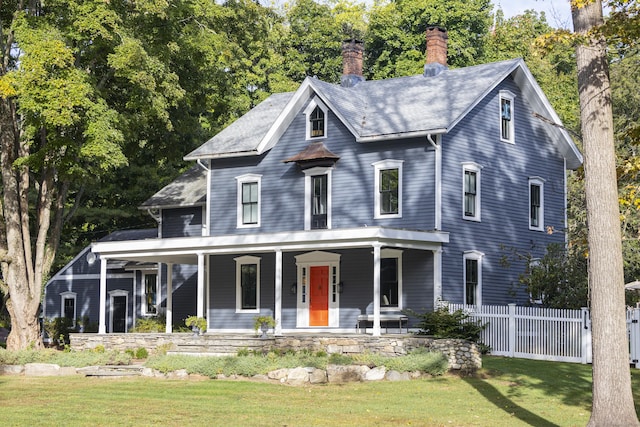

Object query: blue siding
[440,77,567,305]
[162,206,203,238]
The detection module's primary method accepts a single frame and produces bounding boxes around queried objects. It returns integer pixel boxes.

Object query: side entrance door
[309,266,329,327]
[112,296,127,333]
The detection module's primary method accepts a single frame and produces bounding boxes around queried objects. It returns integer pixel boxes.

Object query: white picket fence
[448,304,593,364]
[449,304,640,367]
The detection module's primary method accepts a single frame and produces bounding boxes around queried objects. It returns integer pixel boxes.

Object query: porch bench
[356,313,409,334]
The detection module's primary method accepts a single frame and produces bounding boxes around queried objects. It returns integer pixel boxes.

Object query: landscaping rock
[24,363,76,376]
[286,367,310,386]
[385,370,411,381]
[326,364,369,384]
[364,366,387,381]
[308,368,327,384]
[267,368,289,381]
[0,365,24,375]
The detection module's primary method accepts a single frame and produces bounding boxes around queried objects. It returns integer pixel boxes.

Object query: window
[381,249,403,310]
[373,159,403,219]
[142,272,158,315]
[235,256,261,313]
[499,90,515,143]
[305,99,328,140]
[60,291,77,327]
[462,162,482,221]
[529,177,545,231]
[304,167,332,230]
[463,251,484,306]
[236,174,262,228]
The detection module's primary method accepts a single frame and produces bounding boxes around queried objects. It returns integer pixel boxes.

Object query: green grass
[1,356,639,426]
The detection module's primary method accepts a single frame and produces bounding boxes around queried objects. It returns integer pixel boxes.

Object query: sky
[496,0,574,29]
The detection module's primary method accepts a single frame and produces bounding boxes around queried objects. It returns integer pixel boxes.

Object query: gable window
[529,177,545,231]
[381,249,403,310]
[303,167,332,230]
[463,251,484,306]
[60,291,77,327]
[142,272,158,315]
[499,90,515,143]
[235,255,261,313]
[305,98,328,140]
[236,174,262,228]
[462,162,482,221]
[373,159,403,219]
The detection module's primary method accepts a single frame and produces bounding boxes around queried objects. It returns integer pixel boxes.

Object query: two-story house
[44,27,582,336]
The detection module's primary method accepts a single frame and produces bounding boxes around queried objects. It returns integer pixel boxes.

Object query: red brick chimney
[341,39,364,87]
[424,26,448,77]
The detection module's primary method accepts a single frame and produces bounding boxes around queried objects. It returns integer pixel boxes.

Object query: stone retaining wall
[70,333,481,372]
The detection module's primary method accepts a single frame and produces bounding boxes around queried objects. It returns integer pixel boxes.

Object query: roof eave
[356,129,447,143]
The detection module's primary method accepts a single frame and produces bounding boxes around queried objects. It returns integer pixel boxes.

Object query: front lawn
[1,357,638,426]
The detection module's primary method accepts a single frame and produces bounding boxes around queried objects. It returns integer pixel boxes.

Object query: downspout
[427,134,441,230]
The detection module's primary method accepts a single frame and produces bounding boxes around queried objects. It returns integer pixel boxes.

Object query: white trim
[235,174,262,228]
[462,162,482,222]
[380,248,403,312]
[463,250,484,306]
[303,167,332,230]
[373,159,403,219]
[499,90,516,144]
[60,291,77,328]
[528,176,545,231]
[235,255,261,313]
[304,97,328,140]
[427,134,442,230]
[108,289,129,333]
[294,251,341,328]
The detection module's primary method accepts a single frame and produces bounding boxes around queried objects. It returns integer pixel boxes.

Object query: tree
[572,0,639,424]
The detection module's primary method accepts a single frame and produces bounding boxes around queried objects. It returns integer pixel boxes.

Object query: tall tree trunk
[572,1,640,425]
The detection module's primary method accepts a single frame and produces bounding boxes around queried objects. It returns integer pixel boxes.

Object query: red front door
[309,266,329,326]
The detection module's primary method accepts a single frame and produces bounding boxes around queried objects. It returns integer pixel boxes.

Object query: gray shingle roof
[140,165,207,209]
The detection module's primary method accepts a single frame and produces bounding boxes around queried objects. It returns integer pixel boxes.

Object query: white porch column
[197,253,205,319]
[274,249,283,336]
[98,257,107,334]
[166,263,173,333]
[373,243,382,336]
[433,247,443,307]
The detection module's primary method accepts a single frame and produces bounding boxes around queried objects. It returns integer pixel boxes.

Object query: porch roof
[91,226,449,265]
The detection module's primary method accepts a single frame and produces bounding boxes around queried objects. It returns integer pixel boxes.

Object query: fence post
[580,307,591,364]
[631,308,640,369]
[508,303,516,357]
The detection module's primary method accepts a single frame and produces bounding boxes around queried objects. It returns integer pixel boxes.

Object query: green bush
[408,308,487,343]
[0,348,131,366]
[130,316,165,333]
[43,317,74,345]
[135,347,149,359]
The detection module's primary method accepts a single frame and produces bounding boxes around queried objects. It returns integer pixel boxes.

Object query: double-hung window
[381,249,403,310]
[462,162,482,221]
[463,251,483,306]
[235,256,261,313]
[303,167,332,230]
[499,90,515,143]
[142,272,158,315]
[236,174,262,228]
[60,291,77,327]
[373,160,403,219]
[529,177,545,231]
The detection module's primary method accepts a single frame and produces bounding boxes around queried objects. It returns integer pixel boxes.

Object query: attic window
[305,99,327,140]
[499,90,515,143]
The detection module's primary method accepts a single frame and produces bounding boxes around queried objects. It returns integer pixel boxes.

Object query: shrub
[135,347,149,359]
[408,308,487,343]
[130,317,165,333]
[0,348,131,366]
[43,317,74,345]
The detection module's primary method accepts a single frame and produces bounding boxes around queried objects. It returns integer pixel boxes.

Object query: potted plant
[185,316,207,336]
[253,315,276,339]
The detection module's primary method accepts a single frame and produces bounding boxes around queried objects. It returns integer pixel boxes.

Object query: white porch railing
[448,303,593,364]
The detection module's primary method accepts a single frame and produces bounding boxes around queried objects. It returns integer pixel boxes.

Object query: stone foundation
[70,333,481,372]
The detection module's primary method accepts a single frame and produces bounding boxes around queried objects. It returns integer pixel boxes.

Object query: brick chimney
[341,39,364,88]
[424,26,448,77]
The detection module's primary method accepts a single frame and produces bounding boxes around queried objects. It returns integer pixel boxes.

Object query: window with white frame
[462,162,482,221]
[529,177,545,231]
[381,248,403,310]
[142,272,158,315]
[305,98,328,139]
[499,90,515,143]
[236,174,262,228]
[463,251,484,306]
[235,255,261,313]
[373,159,403,218]
[60,291,77,327]
[304,167,332,230]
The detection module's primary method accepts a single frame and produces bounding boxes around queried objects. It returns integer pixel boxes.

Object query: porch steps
[167,335,275,356]
[78,365,145,377]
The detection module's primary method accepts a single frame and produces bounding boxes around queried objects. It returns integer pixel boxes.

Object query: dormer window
[499,90,515,143]
[305,98,328,140]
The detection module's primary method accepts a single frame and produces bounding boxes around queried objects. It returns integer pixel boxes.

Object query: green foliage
[409,308,487,343]
[0,348,131,366]
[43,317,75,346]
[135,347,149,359]
[130,316,165,333]
[185,316,207,332]
[253,315,276,331]
[328,352,353,365]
